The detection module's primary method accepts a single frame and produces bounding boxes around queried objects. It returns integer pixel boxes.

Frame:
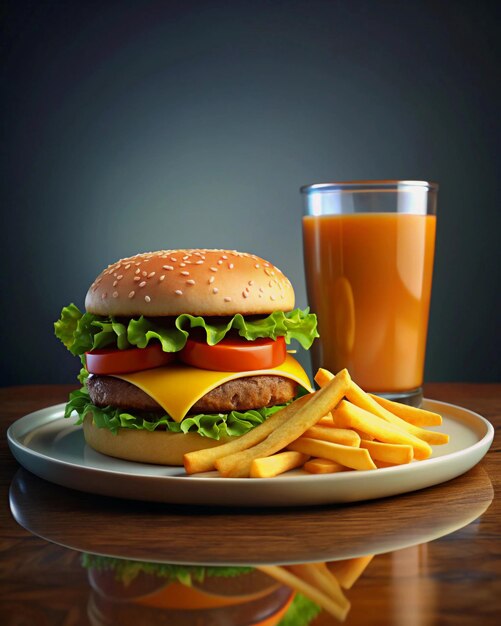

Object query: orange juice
[302,213,436,392]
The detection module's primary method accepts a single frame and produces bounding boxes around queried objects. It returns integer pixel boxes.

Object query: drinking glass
[301,180,438,406]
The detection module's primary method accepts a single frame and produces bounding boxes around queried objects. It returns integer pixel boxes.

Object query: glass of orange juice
[301,180,438,406]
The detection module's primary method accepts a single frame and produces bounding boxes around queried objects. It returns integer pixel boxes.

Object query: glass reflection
[82,553,378,625]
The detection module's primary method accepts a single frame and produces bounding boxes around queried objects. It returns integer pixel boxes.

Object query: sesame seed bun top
[85,249,295,317]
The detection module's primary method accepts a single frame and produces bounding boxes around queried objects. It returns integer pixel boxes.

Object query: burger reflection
[83,553,375,625]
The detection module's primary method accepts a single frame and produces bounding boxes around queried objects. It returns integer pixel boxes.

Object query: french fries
[346,381,449,446]
[250,451,309,478]
[288,438,376,471]
[359,439,413,465]
[327,556,374,589]
[184,393,312,474]
[287,563,350,614]
[183,366,450,480]
[302,425,361,447]
[332,400,432,460]
[258,564,350,622]
[303,458,350,474]
[214,369,351,477]
[369,394,442,426]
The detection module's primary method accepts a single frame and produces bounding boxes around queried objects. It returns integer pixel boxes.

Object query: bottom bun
[83,414,235,466]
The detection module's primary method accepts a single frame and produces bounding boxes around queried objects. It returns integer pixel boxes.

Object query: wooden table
[1,384,500,625]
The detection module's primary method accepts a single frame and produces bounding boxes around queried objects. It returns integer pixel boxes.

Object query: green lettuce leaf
[55,304,319,356]
[65,387,285,439]
[80,554,252,586]
[278,593,322,626]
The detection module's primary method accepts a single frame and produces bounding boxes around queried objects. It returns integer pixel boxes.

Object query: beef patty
[86,374,298,414]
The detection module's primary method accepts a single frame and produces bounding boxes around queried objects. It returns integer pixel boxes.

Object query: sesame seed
[224,296,232,302]
[134,276,141,282]
[269,281,274,287]
[210,267,218,272]
[125,264,131,270]
[175,289,183,296]
[170,257,177,262]
[245,286,250,292]
[196,260,204,264]
[248,280,254,286]
[139,281,146,288]
[101,293,107,299]
[163,265,174,271]
[217,260,223,265]
[208,276,215,284]
[113,291,119,298]
[255,264,260,269]
[222,255,228,259]
[213,287,219,294]
[159,275,165,281]
[117,275,123,280]
[183,255,189,260]
[228,263,234,269]
[144,295,151,303]
[135,268,140,274]
[148,272,155,278]
[242,291,248,298]
[113,280,118,287]
[259,287,264,293]
[270,295,276,301]
[180,263,186,267]
[181,270,190,276]
[186,279,195,285]
[142,271,147,277]
[128,291,135,298]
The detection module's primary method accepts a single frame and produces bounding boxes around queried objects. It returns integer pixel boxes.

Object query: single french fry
[250,451,309,478]
[346,381,449,445]
[215,369,351,477]
[369,394,442,426]
[303,425,361,447]
[288,437,376,470]
[359,439,413,465]
[315,367,335,388]
[288,563,350,613]
[303,458,350,474]
[184,394,312,473]
[318,413,334,426]
[258,565,350,622]
[332,400,432,460]
[327,556,374,589]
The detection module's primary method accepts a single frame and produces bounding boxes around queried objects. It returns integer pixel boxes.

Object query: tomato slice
[179,336,286,372]
[85,344,175,375]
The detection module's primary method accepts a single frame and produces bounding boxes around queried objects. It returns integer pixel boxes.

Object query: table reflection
[8,466,493,564]
[4,464,495,625]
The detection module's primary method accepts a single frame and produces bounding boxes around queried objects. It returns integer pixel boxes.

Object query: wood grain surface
[1,383,500,625]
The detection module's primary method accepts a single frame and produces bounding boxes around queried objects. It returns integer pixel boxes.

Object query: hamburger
[83,555,321,626]
[55,249,318,465]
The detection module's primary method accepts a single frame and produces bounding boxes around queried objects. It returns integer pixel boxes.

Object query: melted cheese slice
[113,354,313,422]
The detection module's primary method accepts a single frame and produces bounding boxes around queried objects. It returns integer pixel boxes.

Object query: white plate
[7,399,494,507]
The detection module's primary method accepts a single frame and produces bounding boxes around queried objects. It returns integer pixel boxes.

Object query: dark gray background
[1,0,500,385]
